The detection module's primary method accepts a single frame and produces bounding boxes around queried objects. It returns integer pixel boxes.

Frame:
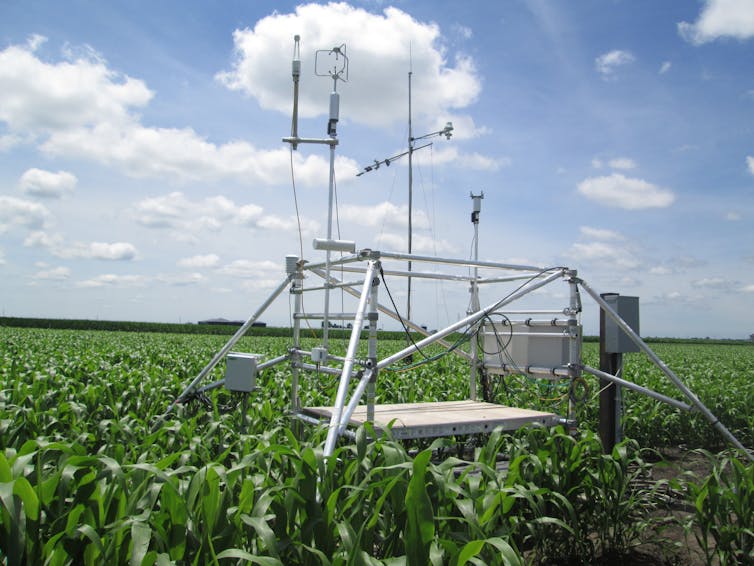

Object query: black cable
[379,266,431,361]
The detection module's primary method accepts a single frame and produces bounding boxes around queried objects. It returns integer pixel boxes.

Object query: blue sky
[1,0,753,338]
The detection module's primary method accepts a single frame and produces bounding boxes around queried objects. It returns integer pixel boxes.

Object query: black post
[599,293,622,453]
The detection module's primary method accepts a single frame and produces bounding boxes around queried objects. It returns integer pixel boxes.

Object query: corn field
[1,326,752,564]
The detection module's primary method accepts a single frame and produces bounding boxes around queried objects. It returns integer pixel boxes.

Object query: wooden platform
[300,400,560,440]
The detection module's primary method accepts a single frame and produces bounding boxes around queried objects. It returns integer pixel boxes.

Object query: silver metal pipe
[309,266,470,360]
[282,136,338,146]
[324,261,378,456]
[295,362,343,376]
[338,367,375,433]
[477,274,549,284]
[378,269,564,369]
[294,312,363,320]
[377,251,546,272]
[156,274,293,425]
[300,279,366,291]
[303,253,363,271]
[485,365,572,378]
[482,318,572,327]
[257,354,291,371]
[583,366,692,412]
[334,265,475,282]
[579,278,753,461]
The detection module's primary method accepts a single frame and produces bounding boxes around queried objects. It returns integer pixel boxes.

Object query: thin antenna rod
[290,35,301,150]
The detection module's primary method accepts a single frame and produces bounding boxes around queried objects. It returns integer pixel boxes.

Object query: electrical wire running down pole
[356,70,453,325]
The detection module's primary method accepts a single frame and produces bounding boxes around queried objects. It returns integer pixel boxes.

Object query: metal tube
[583,366,692,412]
[324,261,378,456]
[579,278,753,461]
[295,363,343,376]
[338,367,375,433]
[156,274,293,424]
[378,269,564,369]
[282,136,338,146]
[309,266,469,359]
[377,251,546,272]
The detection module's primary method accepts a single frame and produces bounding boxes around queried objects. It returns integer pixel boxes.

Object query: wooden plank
[301,400,560,439]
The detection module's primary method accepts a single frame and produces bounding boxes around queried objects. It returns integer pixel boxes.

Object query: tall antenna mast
[283,38,349,352]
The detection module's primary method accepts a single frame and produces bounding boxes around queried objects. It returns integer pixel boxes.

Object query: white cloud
[133,191,320,237]
[19,168,77,198]
[0,196,50,233]
[649,265,673,275]
[24,231,137,260]
[216,4,481,130]
[679,0,754,44]
[691,277,735,289]
[340,201,430,229]
[747,155,754,175]
[56,242,138,261]
[579,226,624,241]
[33,266,70,280]
[0,37,355,185]
[0,248,5,265]
[568,241,640,270]
[742,284,754,293]
[607,157,636,170]
[726,211,741,221]
[217,259,281,278]
[374,232,458,254]
[178,254,220,268]
[0,36,152,133]
[595,50,635,78]
[155,272,204,286]
[577,173,675,209]
[76,274,148,288]
[659,61,672,74]
[591,158,603,169]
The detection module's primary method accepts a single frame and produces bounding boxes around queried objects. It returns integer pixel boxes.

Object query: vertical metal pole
[468,193,483,401]
[407,70,413,325]
[324,261,377,456]
[599,292,621,453]
[567,272,583,423]
[367,270,380,422]
[290,259,303,413]
[322,141,336,349]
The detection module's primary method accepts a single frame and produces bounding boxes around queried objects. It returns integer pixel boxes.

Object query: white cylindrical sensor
[313,238,356,253]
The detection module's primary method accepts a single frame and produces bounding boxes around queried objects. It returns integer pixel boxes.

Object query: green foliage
[686,452,754,565]
[0,326,752,564]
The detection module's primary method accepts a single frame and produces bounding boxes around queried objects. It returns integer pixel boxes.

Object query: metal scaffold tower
[155,37,753,463]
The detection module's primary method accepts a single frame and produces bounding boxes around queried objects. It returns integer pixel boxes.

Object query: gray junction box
[225,353,259,392]
[603,295,640,353]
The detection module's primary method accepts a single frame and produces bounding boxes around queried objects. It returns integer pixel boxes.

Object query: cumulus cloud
[608,157,636,170]
[216,3,481,130]
[568,241,641,270]
[577,173,675,209]
[19,168,77,198]
[747,155,754,175]
[595,50,635,78]
[23,231,137,260]
[0,36,355,185]
[339,201,430,229]
[0,196,50,233]
[133,191,319,238]
[32,265,71,280]
[76,274,148,288]
[178,254,221,268]
[375,232,458,254]
[742,283,754,293]
[679,0,754,44]
[579,226,624,241]
[691,277,736,290]
[217,259,281,278]
[659,61,672,74]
